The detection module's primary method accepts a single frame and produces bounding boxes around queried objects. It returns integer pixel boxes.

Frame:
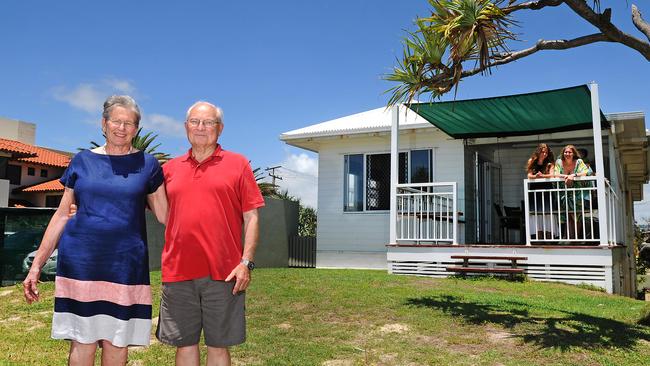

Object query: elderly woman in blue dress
[23,96,168,365]
[554,144,590,240]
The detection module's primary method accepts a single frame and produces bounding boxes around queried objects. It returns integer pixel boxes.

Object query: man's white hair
[186,101,223,123]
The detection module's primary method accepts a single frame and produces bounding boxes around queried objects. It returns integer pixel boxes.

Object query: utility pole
[265,165,283,187]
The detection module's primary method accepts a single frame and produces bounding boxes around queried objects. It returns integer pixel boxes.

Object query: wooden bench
[446,255,528,278]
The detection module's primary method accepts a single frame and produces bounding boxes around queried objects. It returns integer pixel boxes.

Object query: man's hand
[225,263,250,295]
[68,203,77,217]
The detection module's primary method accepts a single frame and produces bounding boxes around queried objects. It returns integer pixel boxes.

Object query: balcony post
[523,179,531,245]
[389,105,399,244]
[589,83,609,246]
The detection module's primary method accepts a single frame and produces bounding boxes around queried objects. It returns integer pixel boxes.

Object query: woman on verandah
[554,144,590,240]
[526,143,556,240]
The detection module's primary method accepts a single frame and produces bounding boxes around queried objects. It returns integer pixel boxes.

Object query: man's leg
[156,279,203,366]
[100,341,128,366]
[68,341,97,366]
[176,345,200,366]
[201,279,245,366]
[206,346,231,366]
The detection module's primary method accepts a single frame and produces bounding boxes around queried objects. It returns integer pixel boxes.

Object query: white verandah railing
[523,177,623,245]
[396,182,457,244]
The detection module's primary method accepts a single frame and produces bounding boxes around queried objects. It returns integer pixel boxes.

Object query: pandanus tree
[386,0,650,105]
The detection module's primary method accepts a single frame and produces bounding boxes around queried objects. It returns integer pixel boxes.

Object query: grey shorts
[156,277,246,348]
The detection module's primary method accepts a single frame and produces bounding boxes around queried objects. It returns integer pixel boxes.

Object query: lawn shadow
[405,295,650,351]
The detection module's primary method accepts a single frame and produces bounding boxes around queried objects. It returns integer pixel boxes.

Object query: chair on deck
[494,204,524,243]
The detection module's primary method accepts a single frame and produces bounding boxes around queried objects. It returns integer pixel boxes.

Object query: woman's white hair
[102,95,141,125]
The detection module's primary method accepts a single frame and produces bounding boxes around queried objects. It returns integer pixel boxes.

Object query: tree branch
[419,33,610,93]
[563,0,650,60]
[504,0,563,13]
[632,5,650,42]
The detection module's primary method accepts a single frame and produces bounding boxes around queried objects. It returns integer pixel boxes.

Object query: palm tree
[83,128,171,164]
[385,0,515,105]
[252,167,278,196]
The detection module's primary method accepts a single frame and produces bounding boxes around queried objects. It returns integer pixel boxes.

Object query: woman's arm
[23,188,75,304]
[526,159,537,179]
[147,183,168,225]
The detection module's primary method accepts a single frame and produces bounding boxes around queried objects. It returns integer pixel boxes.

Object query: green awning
[408,85,608,139]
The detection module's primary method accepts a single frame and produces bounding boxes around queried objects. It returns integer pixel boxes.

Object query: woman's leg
[68,341,97,366]
[100,340,128,366]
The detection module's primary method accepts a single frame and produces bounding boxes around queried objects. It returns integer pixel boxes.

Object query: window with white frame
[343,149,434,212]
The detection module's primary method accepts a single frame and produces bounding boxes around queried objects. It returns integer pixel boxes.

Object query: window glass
[410,149,432,183]
[40,169,48,178]
[343,154,363,211]
[27,167,35,176]
[366,154,391,210]
[7,165,21,185]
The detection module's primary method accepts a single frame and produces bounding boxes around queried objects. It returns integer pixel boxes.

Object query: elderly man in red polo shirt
[156,101,265,366]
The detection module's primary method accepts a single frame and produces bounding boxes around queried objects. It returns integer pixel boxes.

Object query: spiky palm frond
[80,128,171,164]
[252,166,279,196]
[386,0,516,105]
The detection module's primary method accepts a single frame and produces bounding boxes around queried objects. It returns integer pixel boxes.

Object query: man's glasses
[187,119,220,128]
[108,120,138,129]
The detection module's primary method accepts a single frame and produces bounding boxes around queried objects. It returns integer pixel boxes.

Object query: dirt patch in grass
[291,302,309,311]
[485,327,515,345]
[379,323,410,334]
[322,359,354,366]
[276,322,292,330]
[0,290,14,297]
[0,316,21,323]
[26,322,45,331]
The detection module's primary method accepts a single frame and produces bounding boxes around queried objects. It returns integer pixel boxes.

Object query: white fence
[396,182,457,244]
[523,177,623,245]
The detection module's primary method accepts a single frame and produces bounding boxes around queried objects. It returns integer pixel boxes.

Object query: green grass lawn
[1,269,650,365]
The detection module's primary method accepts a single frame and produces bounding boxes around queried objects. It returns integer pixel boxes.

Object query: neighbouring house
[280,84,649,297]
[0,138,71,207]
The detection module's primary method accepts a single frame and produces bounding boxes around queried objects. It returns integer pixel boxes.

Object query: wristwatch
[241,258,255,271]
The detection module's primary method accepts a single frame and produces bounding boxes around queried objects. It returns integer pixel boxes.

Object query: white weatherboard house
[281,84,649,297]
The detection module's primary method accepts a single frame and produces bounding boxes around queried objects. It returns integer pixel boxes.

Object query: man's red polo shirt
[161,145,265,282]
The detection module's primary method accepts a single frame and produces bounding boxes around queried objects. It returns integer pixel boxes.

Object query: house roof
[0,138,72,168]
[19,178,64,193]
[281,85,610,146]
[280,105,432,150]
[408,85,609,138]
[0,139,37,158]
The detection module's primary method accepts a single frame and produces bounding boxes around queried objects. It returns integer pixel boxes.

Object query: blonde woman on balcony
[554,145,590,240]
[526,143,555,240]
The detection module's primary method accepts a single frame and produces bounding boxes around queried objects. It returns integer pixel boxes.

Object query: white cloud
[275,153,318,209]
[104,77,135,94]
[52,83,105,114]
[143,113,185,137]
[51,78,137,114]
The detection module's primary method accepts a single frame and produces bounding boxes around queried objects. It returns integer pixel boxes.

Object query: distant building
[0,117,36,145]
[0,138,72,208]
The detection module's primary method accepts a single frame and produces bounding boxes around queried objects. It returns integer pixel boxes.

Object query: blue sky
[1,1,649,213]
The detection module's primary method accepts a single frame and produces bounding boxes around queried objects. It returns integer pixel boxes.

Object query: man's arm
[225,208,259,294]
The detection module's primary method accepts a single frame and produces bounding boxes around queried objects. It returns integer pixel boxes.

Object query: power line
[265,165,283,187]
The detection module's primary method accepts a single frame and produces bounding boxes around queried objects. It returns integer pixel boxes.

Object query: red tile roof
[0,138,71,168]
[0,139,37,158]
[20,178,65,193]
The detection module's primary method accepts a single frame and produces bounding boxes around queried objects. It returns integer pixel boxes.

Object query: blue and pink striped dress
[53,149,163,347]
